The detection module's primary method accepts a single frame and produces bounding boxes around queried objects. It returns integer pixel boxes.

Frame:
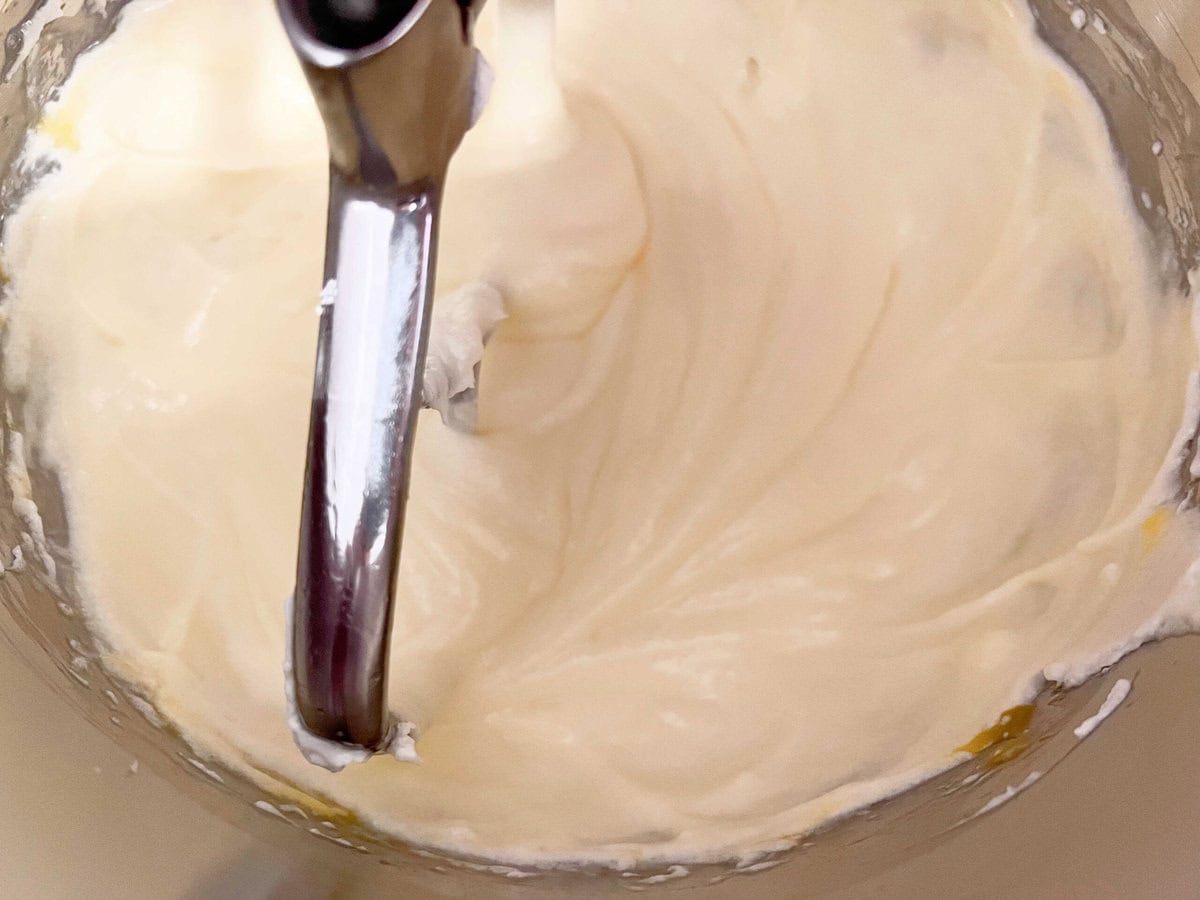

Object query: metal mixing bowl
[0,1,1197,896]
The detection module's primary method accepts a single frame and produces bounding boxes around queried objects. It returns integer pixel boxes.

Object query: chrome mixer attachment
[276,0,485,757]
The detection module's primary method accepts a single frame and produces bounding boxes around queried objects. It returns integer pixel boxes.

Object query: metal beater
[275,0,485,756]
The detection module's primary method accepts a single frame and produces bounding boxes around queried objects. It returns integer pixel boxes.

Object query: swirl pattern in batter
[4,0,1199,867]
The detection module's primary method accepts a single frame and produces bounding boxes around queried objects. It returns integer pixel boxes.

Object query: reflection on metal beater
[276,0,486,756]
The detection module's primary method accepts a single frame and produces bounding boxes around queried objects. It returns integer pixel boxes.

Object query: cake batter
[3,0,1198,868]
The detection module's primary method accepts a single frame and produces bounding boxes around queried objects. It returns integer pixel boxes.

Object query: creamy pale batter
[4,0,1200,868]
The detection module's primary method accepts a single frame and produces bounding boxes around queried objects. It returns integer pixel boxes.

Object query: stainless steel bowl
[0,1,1197,895]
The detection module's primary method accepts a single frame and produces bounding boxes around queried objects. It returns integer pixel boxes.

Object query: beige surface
[0,637,270,898]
